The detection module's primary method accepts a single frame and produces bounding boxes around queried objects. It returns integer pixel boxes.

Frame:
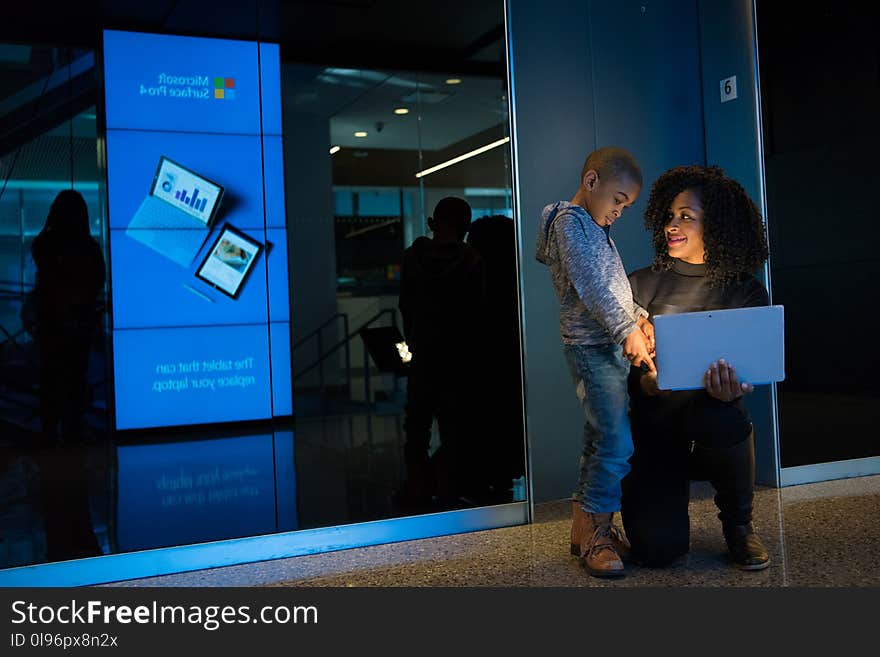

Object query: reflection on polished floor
[106,475,880,587]
[0,409,523,570]
[4,384,875,586]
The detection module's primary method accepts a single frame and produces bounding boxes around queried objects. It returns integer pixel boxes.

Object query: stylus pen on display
[182,283,214,302]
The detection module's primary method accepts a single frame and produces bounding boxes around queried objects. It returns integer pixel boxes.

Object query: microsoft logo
[213,77,235,100]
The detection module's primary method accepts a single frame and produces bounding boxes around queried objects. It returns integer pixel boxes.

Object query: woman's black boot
[722,521,770,570]
[707,432,770,571]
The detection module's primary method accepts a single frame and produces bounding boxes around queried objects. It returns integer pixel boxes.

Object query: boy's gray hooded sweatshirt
[536,201,645,346]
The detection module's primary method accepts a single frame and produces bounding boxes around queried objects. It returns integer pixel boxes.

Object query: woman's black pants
[620,420,756,567]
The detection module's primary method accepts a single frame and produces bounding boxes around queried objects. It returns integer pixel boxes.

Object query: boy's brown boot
[579,512,625,578]
[571,501,631,560]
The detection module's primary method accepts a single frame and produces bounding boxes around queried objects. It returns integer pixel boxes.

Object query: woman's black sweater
[627,259,769,447]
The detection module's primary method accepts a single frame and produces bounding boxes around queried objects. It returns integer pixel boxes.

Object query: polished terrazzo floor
[107,474,880,587]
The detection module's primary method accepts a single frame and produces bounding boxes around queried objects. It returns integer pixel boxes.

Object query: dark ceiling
[2,0,505,76]
[1,0,508,185]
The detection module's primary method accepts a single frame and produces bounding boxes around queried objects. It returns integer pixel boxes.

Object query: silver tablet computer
[653,305,785,391]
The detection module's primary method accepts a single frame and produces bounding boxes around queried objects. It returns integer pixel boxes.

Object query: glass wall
[0,45,112,566]
[757,1,880,468]
[286,64,523,528]
[0,0,526,573]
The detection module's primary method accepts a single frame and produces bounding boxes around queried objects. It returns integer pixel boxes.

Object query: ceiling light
[445,78,461,85]
[394,108,409,115]
[329,145,341,155]
[354,131,368,137]
[415,137,510,179]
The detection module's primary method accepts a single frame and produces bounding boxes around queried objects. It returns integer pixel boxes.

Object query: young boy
[535,146,654,577]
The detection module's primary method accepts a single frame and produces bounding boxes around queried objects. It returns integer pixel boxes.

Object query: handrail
[293,308,397,381]
[1,325,17,347]
[358,308,397,334]
[292,313,347,351]
[291,313,351,412]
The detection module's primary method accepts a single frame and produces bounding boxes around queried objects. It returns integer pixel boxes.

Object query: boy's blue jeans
[563,343,633,514]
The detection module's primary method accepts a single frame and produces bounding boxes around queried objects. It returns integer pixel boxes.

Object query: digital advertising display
[103,30,291,430]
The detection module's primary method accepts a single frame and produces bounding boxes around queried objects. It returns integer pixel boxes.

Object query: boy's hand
[636,316,655,356]
[623,327,656,372]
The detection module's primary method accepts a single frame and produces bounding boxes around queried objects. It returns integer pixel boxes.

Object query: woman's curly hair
[644,165,769,287]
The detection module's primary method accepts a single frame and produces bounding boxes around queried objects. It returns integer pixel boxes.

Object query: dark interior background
[757,0,880,466]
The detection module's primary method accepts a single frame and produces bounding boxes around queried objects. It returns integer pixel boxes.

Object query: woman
[31,190,106,442]
[621,165,771,570]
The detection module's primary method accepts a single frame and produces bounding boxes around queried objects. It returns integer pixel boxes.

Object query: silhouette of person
[397,197,486,508]
[31,189,105,444]
[466,214,526,501]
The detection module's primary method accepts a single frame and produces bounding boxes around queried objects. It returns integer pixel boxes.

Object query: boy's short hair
[581,147,642,188]
[431,196,472,234]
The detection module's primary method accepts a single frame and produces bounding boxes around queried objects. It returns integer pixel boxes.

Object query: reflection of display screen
[196,225,262,299]
[151,157,222,224]
[115,433,298,552]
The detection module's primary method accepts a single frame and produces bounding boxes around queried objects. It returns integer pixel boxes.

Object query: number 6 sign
[720,75,738,103]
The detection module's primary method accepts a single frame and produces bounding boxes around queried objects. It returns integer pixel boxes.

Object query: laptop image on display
[126,156,224,267]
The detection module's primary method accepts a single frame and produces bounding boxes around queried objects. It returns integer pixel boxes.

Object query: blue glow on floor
[0,503,528,587]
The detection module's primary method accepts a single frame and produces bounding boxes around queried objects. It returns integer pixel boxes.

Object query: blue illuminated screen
[103,30,292,430]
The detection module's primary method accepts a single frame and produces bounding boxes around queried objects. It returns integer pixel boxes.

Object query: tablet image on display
[196,224,263,299]
[654,305,785,391]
